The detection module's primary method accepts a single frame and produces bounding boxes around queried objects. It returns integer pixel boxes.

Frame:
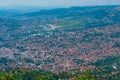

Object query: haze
[0,0,120,7]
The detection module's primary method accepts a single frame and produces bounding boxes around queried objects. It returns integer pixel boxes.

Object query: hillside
[0,5,120,78]
[21,5,120,30]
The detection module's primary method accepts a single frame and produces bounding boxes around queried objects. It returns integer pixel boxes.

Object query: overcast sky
[0,0,120,7]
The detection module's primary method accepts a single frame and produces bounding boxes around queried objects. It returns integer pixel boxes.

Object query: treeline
[0,68,95,80]
[1,67,120,80]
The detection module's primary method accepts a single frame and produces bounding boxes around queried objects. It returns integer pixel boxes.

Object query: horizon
[0,4,120,10]
[0,0,120,8]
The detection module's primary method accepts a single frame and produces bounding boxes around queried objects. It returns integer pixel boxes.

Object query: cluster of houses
[0,25,120,73]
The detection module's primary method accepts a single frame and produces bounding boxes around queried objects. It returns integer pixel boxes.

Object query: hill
[0,5,120,74]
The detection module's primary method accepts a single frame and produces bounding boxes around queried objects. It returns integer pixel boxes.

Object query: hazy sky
[0,0,120,7]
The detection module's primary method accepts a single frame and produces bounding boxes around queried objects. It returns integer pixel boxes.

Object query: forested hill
[20,5,120,30]
[23,5,120,17]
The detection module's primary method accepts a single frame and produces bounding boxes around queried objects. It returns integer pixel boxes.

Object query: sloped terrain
[0,5,120,73]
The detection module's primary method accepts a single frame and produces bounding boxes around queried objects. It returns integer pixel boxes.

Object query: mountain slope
[21,5,120,30]
[0,5,120,73]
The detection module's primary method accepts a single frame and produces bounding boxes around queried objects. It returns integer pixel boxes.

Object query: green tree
[75,71,95,80]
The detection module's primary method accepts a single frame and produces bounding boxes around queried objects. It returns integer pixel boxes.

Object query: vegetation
[0,68,95,80]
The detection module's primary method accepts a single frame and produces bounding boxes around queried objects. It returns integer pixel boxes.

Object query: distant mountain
[0,9,21,17]
[21,5,120,30]
[0,5,60,15]
[0,5,65,17]
[23,5,120,17]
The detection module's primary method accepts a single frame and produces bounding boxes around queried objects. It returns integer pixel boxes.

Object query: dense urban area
[0,5,120,80]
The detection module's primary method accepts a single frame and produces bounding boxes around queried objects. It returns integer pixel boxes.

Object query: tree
[75,70,95,80]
